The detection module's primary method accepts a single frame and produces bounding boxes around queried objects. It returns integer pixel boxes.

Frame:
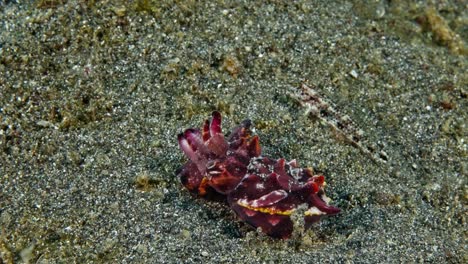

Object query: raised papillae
[176,111,340,239]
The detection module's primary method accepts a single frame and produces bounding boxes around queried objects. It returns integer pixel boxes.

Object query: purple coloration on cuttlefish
[176,111,340,239]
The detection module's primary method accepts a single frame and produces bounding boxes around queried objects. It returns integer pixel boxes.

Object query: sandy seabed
[0,1,466,263]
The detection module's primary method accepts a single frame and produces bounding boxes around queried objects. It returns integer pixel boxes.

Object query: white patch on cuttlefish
[304,206,325,216]
[320,193,331,205]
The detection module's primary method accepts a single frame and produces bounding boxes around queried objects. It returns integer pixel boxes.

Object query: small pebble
[349,69,359,78]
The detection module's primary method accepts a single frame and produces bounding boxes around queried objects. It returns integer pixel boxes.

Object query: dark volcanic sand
[0,1,466,263]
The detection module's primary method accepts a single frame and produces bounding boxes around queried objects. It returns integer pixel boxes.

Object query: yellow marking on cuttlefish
[237,200,294,215]
[237,200,325,216]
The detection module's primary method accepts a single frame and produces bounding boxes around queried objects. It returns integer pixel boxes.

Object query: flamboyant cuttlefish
[176,111,340,239]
